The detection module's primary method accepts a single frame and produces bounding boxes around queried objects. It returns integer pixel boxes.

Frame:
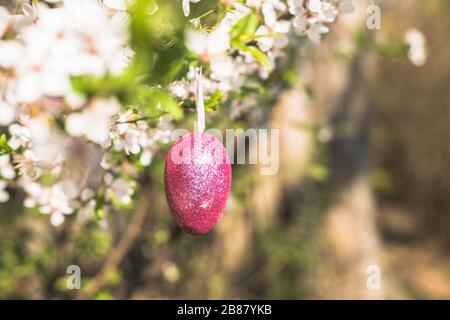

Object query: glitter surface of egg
[164,132,232,235]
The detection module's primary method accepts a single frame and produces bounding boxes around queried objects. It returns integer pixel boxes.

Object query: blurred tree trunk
[314,49,381,299]
[309,3,382,299]
[246,2,382,299]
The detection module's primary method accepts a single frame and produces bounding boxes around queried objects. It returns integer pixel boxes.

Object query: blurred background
[1,0,450,299]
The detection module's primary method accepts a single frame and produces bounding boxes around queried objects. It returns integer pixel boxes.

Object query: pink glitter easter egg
[164,132,232,235]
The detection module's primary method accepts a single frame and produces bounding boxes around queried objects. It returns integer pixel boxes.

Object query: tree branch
[77,185,151,299]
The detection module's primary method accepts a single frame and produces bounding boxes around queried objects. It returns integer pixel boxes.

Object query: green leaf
[231,40,273,72]
[229,13,273,72]
[95,208,104,220]
[0,134,13,156]
[129,0,185,84]
[205,90,224,111]
[130,87,183,121]
[71,72,143,101]
[230,13,260,42]
[94,193,105,220]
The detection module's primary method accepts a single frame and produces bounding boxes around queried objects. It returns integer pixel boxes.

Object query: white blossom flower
[109,111,143,155]
[0,41,24,69]
[104,173,135,204]
[255,20,291,52]
[9,118,64,175]
[102,0,130,11]
[66,97,120,145]
[0,155,16,180]
[140,149,154,166]
[218,2,251,31]
[78,198,97,221]
[210,56,236,80]
[8,121,32,150]
[65,90,87,110]
[14,150,43,180]
[306,23,329,44]
[181,0,202,17]
[404,29,427,67]
[169,81,190,100]
[0,6,10,38]
[185,27,230,64]
[1,0,129,104]
[12,6,74,102]
[136,115,172,166]
[0,99,17,126]
[288,0,337,43]
[0,180,9,203]
[311,0,338,23]
[23,182,74,226]
[261,0,286,27]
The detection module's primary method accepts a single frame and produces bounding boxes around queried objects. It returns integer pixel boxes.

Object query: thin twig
[77,185,151,299]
